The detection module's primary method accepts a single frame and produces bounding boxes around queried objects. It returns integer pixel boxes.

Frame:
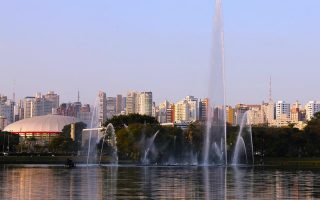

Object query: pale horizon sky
[0,0,319,106]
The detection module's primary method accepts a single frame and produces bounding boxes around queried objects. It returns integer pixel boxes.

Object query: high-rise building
[126,91,138,115]
[23,91,60,119]
[247,105,264,125]
[174,100,189,122]
[226,105,235,125]
[152,102,156,117]
[199,98,209,122]
[116,95,123,114]
[56,102,82,118]
[235,104,249,125]
[167,104,175,123]
[262,102,275,125]
[290,101,304,123]
[16,100,24,121]
[0,96,14,125]
[32,97,54,117]
[305,101,320,121]
[23,97,35,119]
[106,97,116,119]
[291,107,300,123]
[73,101,82,118]
[138,92,153,116]
[79,104,91,127]
[184,96,198,122]
[0,116,7,130]
[97,91,107,125]
[122,97,126,113]
[158,100,170,123]
[276,101,290,120]
[44,91,60,109]
[174,96,199,123]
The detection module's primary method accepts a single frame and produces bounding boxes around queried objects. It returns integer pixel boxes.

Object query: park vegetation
[2,113,320,162]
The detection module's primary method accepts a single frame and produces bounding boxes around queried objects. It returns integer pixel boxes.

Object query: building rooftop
[4,115,79,133]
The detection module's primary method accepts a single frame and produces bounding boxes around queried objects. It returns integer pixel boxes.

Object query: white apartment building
[175,100,189,122]
[158,100,170,123]
[174,96,198,123]
[139,92,153,116]
[261,102,276,124]
[23,97,35,119]
[126,91,138,115]
[0,99,14,125]
[22,92,60,119]
[276,101,290,120]
[184,96,198,122]
[247,105,264,125]
[97,91,107,125]
[305,101,320,121]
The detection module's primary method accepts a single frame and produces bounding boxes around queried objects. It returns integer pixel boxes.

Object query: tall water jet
[232,111,254,165]
[99,123,118,165]
[86,98,99,165]
[203,0,227,165]
[142,130,160,165]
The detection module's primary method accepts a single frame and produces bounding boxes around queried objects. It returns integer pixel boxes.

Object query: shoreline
[0,156,132,165]
[2,156,320,167]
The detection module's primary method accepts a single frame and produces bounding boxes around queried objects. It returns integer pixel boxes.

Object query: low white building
[305,101,320,121]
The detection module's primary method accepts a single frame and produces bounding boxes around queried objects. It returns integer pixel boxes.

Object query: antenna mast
[13,79,16,103]
[269,76,272,103]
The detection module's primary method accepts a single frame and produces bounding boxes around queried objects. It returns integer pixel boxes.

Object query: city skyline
[1,0,320,105]
[2,89,319,132]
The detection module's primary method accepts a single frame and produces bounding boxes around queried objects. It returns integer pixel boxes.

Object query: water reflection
[203,167,226,200]
[1,165,320,199]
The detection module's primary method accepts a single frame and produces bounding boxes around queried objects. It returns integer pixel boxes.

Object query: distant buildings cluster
[225,100,320,130]
[1,90,320,130]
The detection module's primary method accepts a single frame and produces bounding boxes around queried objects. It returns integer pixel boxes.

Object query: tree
[0,131,20,152]
[304,112,320,156]
[61,122,87,151]
[49,135,74,154]
[104,114,159,131]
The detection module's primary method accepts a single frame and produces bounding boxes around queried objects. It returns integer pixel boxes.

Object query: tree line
[2,112,320,160]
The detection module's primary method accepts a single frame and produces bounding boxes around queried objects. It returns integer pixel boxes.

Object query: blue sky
[0,0,319,105]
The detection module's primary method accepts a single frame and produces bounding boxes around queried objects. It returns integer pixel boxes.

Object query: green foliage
[104,114,159,131]
[61,122,87,151]
[252,127,302,157]
[114,123,195,163]
[187,122,204,151]
[49,135,75,153]
[42,111,320,160]
[0,132,20,152]
[47,122,86,154]
[303,112,320,156]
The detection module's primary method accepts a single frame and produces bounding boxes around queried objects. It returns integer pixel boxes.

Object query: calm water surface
[0,165,319,199]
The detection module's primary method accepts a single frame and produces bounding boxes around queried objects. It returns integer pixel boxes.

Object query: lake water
[0,165,319,199]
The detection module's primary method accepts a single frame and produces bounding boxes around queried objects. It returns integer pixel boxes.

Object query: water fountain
[86,98,99,165]
[83,95,118,165]
[99,123,118,165]
[142,130,160,165]
[232,111,254,165]
[203,0,227,165]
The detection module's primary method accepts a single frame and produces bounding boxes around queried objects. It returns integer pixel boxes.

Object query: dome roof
[4,115,80,133]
